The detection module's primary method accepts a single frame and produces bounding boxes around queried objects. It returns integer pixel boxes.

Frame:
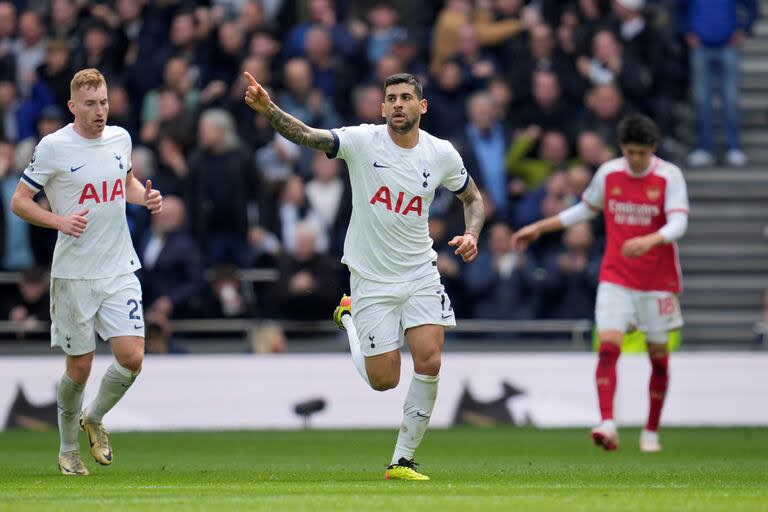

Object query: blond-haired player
[11,69,162,475]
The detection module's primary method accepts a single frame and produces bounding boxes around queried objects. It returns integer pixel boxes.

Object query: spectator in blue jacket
[680,0,759,168]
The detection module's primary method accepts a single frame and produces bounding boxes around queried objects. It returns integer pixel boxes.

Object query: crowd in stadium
[0,0,759,347]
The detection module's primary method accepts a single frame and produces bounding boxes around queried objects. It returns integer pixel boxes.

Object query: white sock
[641,429,659,441]
[341,314,370,386]
[57,372,85,454]
[85,361,139,424]
[391,373,439,465]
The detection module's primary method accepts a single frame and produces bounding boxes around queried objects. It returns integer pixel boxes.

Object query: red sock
[646,353,669,432]
[595,342,621,421]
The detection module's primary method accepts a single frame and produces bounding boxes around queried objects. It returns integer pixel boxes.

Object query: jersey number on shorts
[657,297,676,316]
[127,299,143,320]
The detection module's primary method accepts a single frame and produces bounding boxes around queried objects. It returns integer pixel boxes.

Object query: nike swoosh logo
[70,164,86,173]
[416,412,431,419]
[134,324,144,329]
[373,161,390,168]
[441,313,454,319]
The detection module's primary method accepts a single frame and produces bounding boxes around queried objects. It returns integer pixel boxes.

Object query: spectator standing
[34,39,74,115]
[576,28,652,113]
[511,23,585,105]
[453,25,500,92]
[462,221,538,320]
[11,10,47,98]
[305,151,351,258]
[186,108,260,268]
[538,222,601,320]
[0,139,33,270]
[420,60,467,140]
[681,0,759,167]
[518,70,575,139]
[138,195,203,322]
[272,220,341,321]
[285,0,359,59]
[0,265,51,334]
[455,92,511,219]
[506,126,570,191]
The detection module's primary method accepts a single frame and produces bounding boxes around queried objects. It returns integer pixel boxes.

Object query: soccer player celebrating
[244,72,484,479]
[512,114,688,452]
[11,69,162,475]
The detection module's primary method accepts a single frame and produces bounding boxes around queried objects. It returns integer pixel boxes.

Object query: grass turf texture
[0,428,766,512]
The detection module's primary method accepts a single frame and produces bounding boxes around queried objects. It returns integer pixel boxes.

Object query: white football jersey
[330,124,469,282]
[20,124,140,279]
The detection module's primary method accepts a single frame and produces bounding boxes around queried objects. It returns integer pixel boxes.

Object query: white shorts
[350,270,455,357]
[50,273,144,355]
[595,282,683,343]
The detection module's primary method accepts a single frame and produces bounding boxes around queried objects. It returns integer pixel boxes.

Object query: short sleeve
[123,129,133,174]
[440,145,469,194]
[20,137,57,192]
[581,165,607,211]
[664,167,689,214]
[328,124,374,161]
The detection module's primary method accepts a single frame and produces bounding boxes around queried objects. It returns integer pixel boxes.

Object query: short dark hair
[383,73,423,99]
[618,113,659,146]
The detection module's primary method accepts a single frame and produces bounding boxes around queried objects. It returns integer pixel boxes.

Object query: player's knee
[647,342,668,359]
[66,351,94,383]
[414,352,441,377]
[68,359,92,384]
[648,348,669,376]
[598,330,623,346]
[369,374,399,391]
[117,350,144,373]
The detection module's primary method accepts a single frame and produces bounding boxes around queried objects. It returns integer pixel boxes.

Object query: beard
[387,113,418,133]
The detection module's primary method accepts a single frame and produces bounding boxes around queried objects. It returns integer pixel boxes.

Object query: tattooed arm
[243,71,336,153]
[456,177,485,239]
[448,177,485,263]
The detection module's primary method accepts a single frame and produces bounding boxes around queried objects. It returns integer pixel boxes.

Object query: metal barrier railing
[0,318,593,347]
[0,268,282,284]
[0,267,593,347]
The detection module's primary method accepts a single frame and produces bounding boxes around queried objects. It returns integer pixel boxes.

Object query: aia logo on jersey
[646,186,661,201]
[78,179,125,204]
[369,185,423,216]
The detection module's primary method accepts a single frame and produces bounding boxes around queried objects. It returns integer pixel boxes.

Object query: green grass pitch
[0,428,766,511]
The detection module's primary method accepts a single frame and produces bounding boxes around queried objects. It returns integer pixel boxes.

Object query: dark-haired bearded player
[244,71,484,479]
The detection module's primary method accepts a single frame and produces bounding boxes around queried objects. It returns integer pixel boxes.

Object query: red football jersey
[582,156,689,293]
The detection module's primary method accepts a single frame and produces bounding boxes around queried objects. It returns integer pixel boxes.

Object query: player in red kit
[512,114,689,452]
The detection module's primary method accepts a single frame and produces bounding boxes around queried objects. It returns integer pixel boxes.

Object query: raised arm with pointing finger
[243,72,337,153]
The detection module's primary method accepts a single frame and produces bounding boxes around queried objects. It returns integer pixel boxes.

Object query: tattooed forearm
[263,102,336,152]
[457,177,485,237]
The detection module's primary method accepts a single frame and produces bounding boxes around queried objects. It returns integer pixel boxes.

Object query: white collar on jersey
[624,156,658,178]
